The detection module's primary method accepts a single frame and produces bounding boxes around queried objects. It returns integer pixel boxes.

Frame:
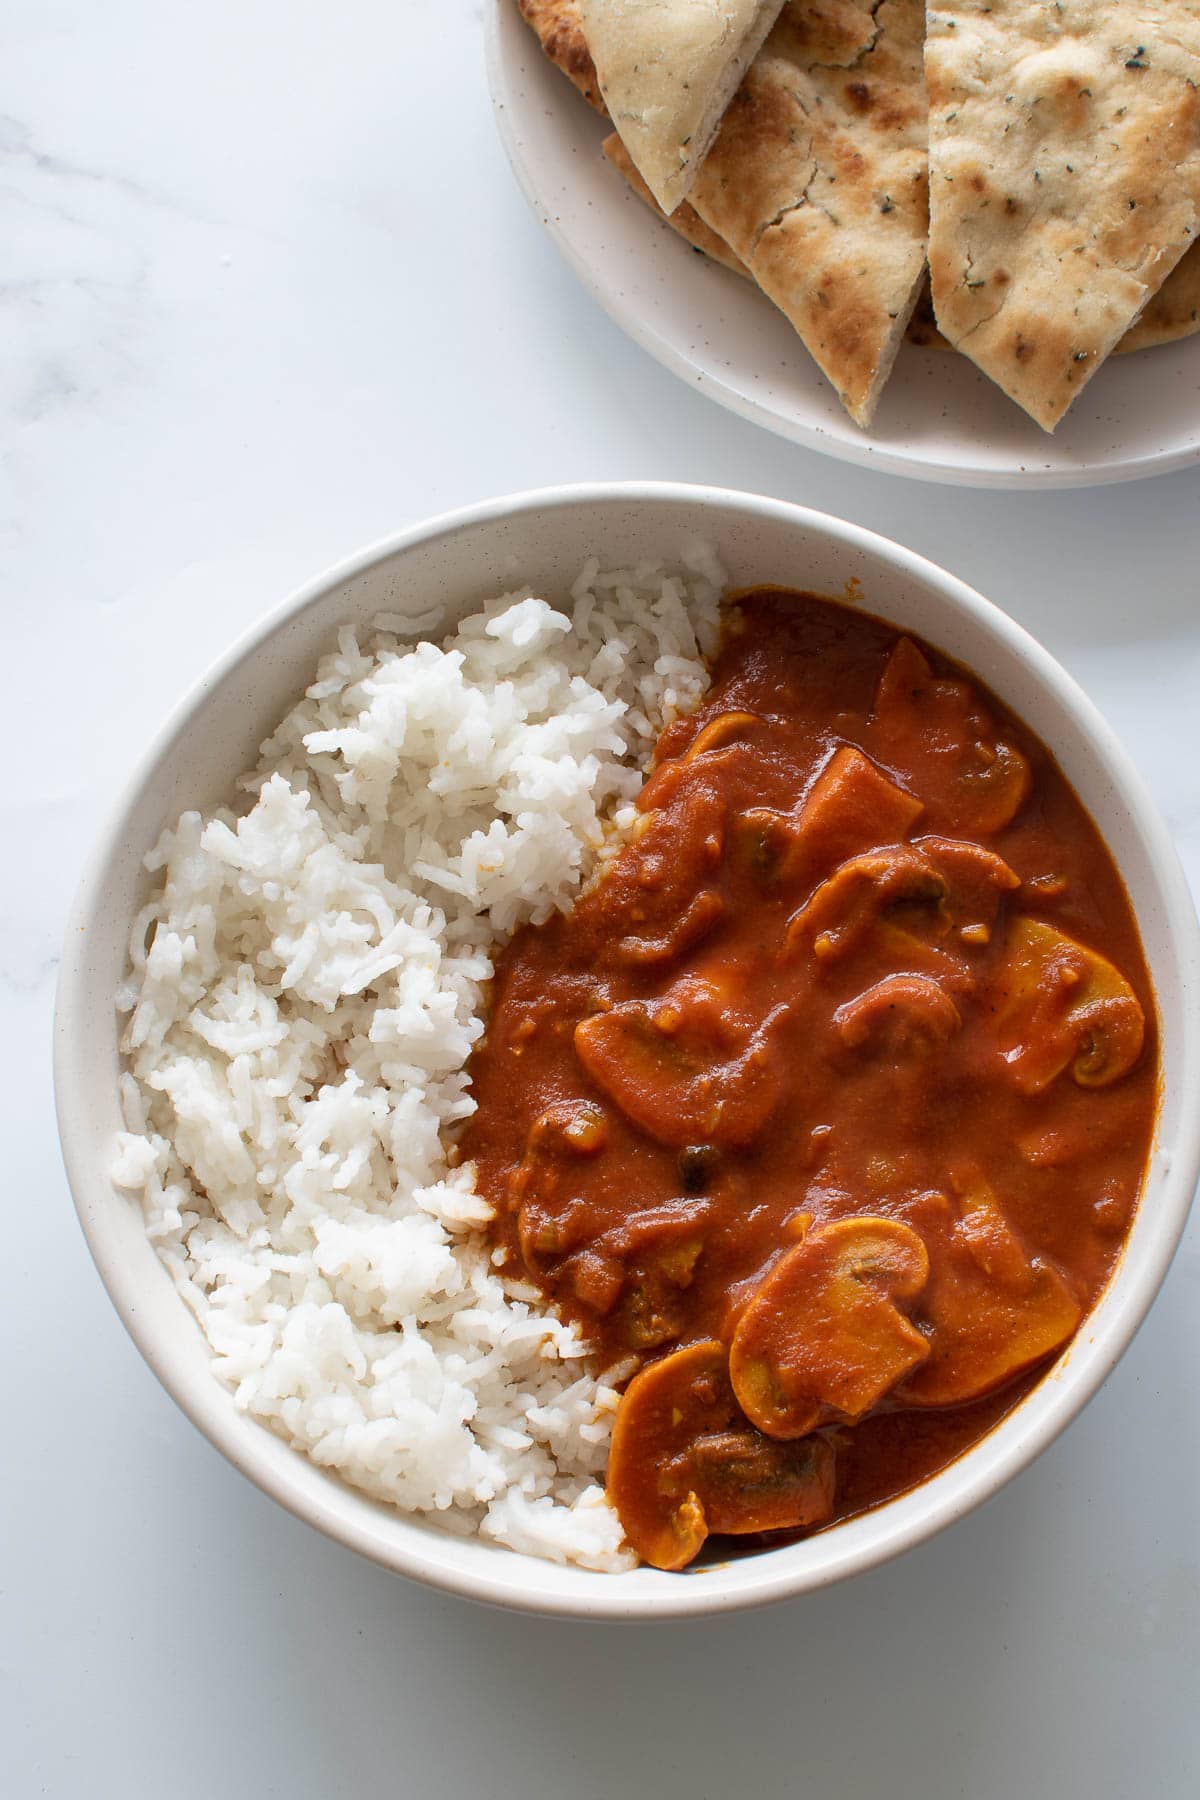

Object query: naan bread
[1121,240,1200,352]
[518,0,607,111]
[579,0,787,213]
[604,134,951,358]
[914,245,1200,354]
[526,0,1200,429]
[688,0,929,426]
[601,132,749,273]
[927,2,1200,430]
[600,38,1200,372]
[905,279,947,347]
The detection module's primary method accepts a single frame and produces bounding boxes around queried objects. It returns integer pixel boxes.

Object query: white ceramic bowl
[55,484,1200,1619]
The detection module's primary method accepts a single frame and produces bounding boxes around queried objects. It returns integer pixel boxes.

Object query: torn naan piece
[927,2,1200,430]
[579,0,788,214]
[518,0,607,112]
[689,0,929,427]
[607,135,948,355]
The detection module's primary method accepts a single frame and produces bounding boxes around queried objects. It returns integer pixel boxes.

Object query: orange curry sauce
[464,590,1158,1570]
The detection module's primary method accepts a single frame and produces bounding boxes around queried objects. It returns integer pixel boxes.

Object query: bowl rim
[54,481,1200,1619]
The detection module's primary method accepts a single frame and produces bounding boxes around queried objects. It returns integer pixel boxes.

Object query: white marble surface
[3,3,1198,1794]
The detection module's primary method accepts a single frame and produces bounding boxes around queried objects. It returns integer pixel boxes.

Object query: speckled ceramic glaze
[54,485,1200,1618]
[485,4,1200,490]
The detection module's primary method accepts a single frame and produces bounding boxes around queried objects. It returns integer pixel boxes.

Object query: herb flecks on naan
[603,134,1200,356]
[909,247,1200,355]
[927,1,1200,431]
[580,0,788,214]
[688,0,929,427]
[518,0,607,112]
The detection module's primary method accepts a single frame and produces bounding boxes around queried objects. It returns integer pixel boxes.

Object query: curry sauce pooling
[464,590,1158,1571]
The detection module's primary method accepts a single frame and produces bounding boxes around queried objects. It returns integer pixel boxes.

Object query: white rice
[112,551,723,1569]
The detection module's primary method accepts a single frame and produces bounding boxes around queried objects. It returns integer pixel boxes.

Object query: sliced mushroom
[635,711,763,813]
[872,638,1032,835]
[734,745,923,892]
[867,920,976,990]
[574,984,788,1148]
[612,1263,699,1350]
[565,1247,626,1315]
[569,1197,713,1337]
[517,1197,585,1269]
[785,846,947,963]
[527,1100,609,1157]
[608,1343,731,1569]
[594,1196,714,1258]
[509,1101,608,1272]
[606,1341,836,1569]
[729,1218,931,1439]
[917,836,1021,938]
[508,1100,608,1215]
[834,974,962,1054]
[959,740,1030,834]
[900,1179,1082,1407]
[683,1429,836,1538]
[991,918,1146,1093]
[682,710,764,761]
[784,832,1023,973]
[614,888,725,967]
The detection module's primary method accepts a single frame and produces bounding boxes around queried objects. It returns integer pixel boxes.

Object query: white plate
[486,1,1200,489]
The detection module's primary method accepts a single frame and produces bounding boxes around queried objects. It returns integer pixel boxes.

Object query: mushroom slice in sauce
[685,1429,836,1537]
[509,1101,609,1267]
[592,779,728,948]
[729,1218,931,1439]
[901,1180,1082,1407]
[784,845,948,963]
[992,918,1146,1093]
[634,712,764,814]
[574,983,789,1149]
[606,1340,836,1570]
[871,637,1032,835]
[834,973,962,1054]
[785,835,1020,974]
[681,710,764,761]
[571,1197,714,1340]
[614,888,725,967]
[916,835,1021,939]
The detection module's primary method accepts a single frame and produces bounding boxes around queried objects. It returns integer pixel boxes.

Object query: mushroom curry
[464,590,1157,1571]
